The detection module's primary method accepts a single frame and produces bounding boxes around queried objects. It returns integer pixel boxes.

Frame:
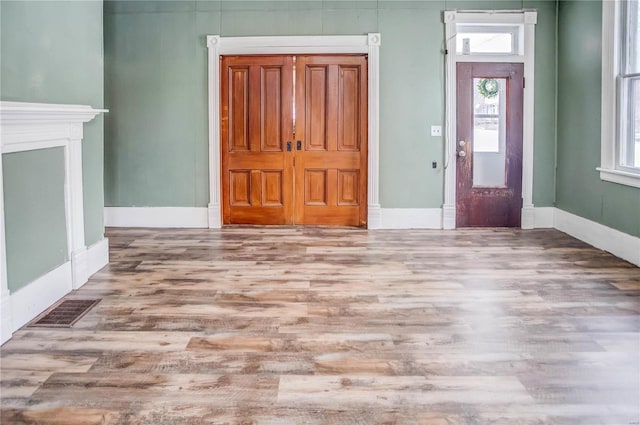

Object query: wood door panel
[338,66,360,151]
[337,170,359,206]
[260,66,283,152]
[295,55,368,227]
[301,206,360,226]
[456,62,524,228]
[222,56,293,225]
[306,65,329,151]
[261,170,284,206]
[229,67,250,152]
[227,153,286,169]
[300,152,360,168]
[229,170,251,206]
[304,169,328,206]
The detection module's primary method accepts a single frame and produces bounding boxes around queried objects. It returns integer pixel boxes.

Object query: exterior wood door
[456,62,524,227]
[221,55,368,227]
[295,55,368,227]
[221,56,294,224]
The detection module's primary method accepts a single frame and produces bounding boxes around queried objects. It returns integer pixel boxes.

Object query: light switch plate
[431,125,442,137]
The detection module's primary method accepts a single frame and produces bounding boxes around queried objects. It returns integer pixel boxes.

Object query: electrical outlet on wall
[431,125,442,137]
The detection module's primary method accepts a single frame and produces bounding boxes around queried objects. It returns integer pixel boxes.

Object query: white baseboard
[207,203,221,229]
[533,207,555,228]
[367,204,382,230]
[9,262,73,334]
[521,204,535,229]
[87,238,109,277]
[442,205,456,230]
[105,207,208,228]
[0,294,12,345]
[71,247,88,289]
[0,238,110,345]
[554,208,640,267]
[379,208,442,229]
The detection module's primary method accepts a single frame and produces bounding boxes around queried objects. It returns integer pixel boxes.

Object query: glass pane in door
[473,77,507,187]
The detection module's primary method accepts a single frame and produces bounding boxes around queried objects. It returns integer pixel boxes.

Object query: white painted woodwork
[0,101,107,344]
[598,1,640,188]
[207,34,382,229]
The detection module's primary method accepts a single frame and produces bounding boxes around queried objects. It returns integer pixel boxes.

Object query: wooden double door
[221,55,368,226]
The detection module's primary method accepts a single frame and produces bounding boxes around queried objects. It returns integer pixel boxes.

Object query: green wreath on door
[477,79,499,99]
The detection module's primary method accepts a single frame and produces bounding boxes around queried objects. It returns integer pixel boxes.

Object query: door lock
[287,141,292,151]
[458,150,466,158]
[296,140,302,151]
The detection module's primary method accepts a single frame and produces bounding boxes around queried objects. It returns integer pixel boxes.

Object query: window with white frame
[600,0,640,187]
[455,25,522,55]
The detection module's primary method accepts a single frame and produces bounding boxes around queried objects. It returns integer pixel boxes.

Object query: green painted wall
[1,1,105,289]
[556,0,640,237]
[104,0,557,209]
[2,149,69,292]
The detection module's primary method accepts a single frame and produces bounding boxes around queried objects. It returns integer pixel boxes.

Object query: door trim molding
[442,11,537,229]
[206,34,381,228]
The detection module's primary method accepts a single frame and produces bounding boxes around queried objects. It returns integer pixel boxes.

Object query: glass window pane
[457,33,513,54]
[625,0,640,74]
[473,78,507,187]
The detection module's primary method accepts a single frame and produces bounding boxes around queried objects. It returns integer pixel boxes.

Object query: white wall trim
[600,0,619,178]
[554,208,640,267]
[380,208,443,229]
[206,34,382,229]
[532,207,555,228]
[87,238,109,278]
[0,101,106,344]
[443,11,537,230]
[105,207,209,228]
[598,1,640,188]
[7,262,73,341]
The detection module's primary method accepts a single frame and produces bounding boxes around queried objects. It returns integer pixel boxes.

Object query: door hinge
[523,77,526,88]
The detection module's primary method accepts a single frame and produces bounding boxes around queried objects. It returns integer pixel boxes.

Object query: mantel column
[67,123,88,289]
[0,147,12,344]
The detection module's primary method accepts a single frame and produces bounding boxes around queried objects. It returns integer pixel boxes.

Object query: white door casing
[443,11,537,229]
[206,34,381,229]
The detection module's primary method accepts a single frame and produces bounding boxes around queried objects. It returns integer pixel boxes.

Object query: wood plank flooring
[1,227,639,424]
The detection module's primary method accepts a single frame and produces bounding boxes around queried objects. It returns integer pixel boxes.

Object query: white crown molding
[0,102,107,152]
[206,34,381,229]
[0,102,106,124]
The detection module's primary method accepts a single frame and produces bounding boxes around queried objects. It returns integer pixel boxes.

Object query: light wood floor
[1,227,639,424]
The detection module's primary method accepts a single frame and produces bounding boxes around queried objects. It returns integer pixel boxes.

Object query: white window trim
[599,0,640,188]
[205,34,382,229]
[443,10,538,229]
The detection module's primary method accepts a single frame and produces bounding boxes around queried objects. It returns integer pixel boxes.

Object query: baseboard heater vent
[29,299,100,328]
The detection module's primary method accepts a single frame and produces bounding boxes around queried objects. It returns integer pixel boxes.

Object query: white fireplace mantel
[0,101,107,344]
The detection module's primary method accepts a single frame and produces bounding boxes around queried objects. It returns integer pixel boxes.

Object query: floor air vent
[29,299,100,328]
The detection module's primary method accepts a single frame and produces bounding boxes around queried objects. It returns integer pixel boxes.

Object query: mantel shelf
[0,101,108,125]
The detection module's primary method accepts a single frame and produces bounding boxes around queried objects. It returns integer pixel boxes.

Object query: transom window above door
[455,24,523,56]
